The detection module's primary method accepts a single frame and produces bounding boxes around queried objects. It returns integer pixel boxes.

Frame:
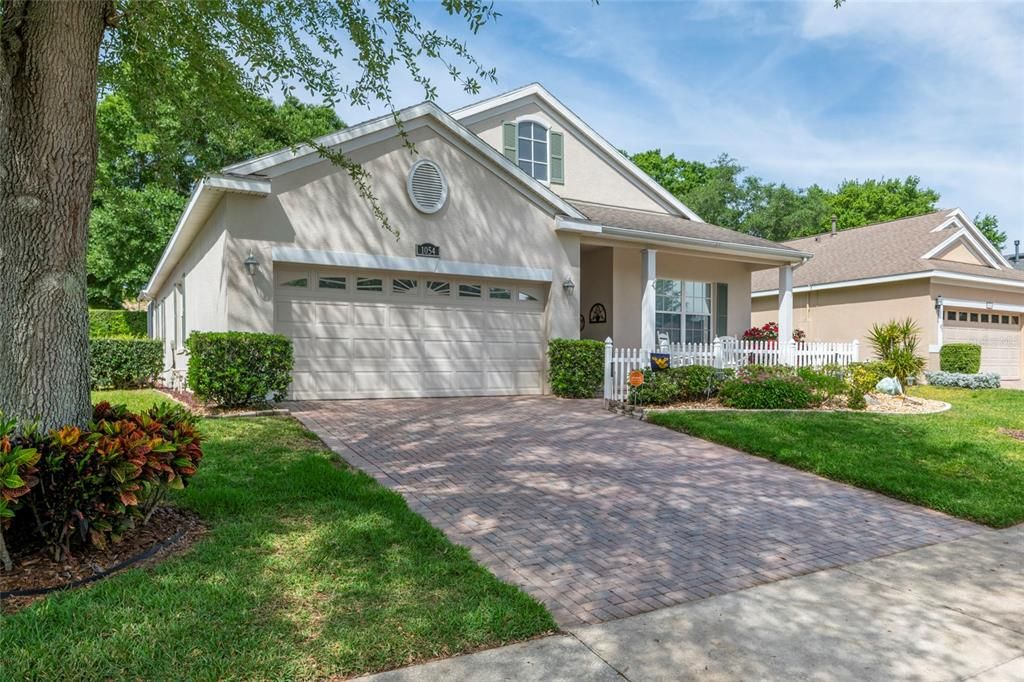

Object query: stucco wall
[751,279,934,360]
[580,247,613,341]
[465,102,671,214]
[150,200,230,377]
[938,242,985,266]
[931,282,1024,373]
[609,246,754,348]
[221,124,580,342]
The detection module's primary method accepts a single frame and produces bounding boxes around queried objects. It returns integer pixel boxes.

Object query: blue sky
[330,1,1024,248]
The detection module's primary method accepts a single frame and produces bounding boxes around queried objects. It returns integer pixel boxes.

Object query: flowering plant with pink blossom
[741,322,805,343]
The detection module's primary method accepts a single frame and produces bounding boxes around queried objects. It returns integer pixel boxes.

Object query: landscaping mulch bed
[1,506,205,614]
[156,387,289,419]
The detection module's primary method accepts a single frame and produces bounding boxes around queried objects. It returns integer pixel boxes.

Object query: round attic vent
[407,159,448,214]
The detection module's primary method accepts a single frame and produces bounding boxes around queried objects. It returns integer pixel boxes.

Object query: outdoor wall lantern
[244,250,259,276]
[562,278,575,294]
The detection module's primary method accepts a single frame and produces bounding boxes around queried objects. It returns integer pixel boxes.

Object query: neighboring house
[143,83,807,399]
[751,210,1024,381]
[1003,240,1024,271]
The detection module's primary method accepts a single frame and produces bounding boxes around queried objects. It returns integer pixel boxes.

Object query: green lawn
[647,386,1024,528]
[0,390,553,680]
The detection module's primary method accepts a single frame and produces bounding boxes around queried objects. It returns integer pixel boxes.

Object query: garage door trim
[272,245,553,283]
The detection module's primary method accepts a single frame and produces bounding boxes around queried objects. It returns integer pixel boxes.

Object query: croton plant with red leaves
[741,321,806,343]
[0,402,202,566]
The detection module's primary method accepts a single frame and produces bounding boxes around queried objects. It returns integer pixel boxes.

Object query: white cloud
[320,0,1024,243]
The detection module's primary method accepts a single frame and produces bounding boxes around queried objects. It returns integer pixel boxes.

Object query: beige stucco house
[143,83,807,399]
[752,210,1024,380]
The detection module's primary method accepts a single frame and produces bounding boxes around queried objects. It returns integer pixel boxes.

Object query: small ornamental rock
[875,377,903,395]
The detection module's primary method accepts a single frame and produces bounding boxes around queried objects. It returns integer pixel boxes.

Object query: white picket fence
[603,336,859,402]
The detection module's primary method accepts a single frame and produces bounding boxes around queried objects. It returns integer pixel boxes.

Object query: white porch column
[778,265,794,364]
[641,249,657,350]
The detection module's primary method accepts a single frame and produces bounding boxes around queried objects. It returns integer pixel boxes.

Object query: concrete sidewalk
[357,525,1023,681]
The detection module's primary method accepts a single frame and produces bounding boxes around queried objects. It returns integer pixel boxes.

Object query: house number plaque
[415,243,440,258]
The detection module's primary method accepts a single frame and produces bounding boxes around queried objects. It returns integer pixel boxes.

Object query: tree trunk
[0,1,109,429]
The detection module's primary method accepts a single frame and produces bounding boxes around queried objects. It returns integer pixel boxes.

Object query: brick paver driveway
[291,397,979,626]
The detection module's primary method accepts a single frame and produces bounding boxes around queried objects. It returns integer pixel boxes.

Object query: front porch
[577,242,800,350]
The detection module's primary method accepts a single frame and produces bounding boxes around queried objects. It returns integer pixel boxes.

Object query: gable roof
[450,83,704,222]
[143,100,588,299]
[751,209,1024,295]
[219,99,584,219]
[560,201,808,263]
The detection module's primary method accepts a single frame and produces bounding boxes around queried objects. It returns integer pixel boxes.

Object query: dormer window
[502,120,564,184]
[517,121,548,182]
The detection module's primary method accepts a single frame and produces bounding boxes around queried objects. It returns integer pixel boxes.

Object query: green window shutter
[502,122,517,162]
[550,131,564,184]
[715,282,728,337]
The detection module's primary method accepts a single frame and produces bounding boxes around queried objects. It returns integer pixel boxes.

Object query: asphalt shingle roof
[750,210,1024,292]
[568,201,805,254]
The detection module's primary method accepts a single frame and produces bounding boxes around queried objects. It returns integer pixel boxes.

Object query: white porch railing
[603,336,859,402]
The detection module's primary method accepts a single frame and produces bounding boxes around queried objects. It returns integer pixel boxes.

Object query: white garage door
[944,308,1021,380]
[274,267,549,399]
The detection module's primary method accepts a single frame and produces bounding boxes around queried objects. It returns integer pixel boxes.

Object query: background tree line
[90,128,1008,310]
[630,150,1006,249]
[87,90,344,308]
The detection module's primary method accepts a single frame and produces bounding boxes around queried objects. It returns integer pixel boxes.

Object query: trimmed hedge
[89,338,164,389]
[89,309,148,338]
[548,338,605,398]
[925,371,1000,389]
[185,332,293,407]
[940,343,982,373]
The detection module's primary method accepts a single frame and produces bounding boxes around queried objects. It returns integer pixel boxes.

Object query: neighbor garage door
[274,266,549,399]
[944,308,1021,380]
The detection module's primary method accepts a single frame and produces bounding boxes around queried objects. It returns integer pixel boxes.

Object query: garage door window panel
[357,277,384,293]
[518,288,541,303]
[426,280,450,296]
[318,276,346,290]
[458,284,482,299]
[393,278,418,295]
[489,286,512,300]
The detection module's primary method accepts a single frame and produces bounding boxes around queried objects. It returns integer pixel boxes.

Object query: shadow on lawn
[0,417,552,681]
[653,408,1024,527]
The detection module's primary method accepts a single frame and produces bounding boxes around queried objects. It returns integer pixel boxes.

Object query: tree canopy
[1,0,500,428]
[631,149,1006,249]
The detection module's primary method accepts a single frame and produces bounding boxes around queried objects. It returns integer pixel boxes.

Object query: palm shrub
[868,318,926,382]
